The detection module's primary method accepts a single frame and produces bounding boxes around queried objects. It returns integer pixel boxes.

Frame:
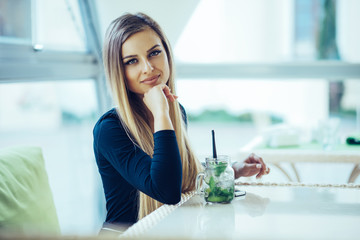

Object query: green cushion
[0,146,60,235]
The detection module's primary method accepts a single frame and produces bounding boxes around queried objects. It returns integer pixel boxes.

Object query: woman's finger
[259,158,267,176]
[169,95,176,102]
[162,85,171,95]
[250,154,266,177]
[257,166,270,178]
[165,93,176,102]
[162,86,178,102]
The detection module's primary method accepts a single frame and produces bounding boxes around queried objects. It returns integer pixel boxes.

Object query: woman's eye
[149,50,161,57]
[124,59,137,65]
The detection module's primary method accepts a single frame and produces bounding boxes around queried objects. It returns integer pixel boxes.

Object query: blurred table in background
[238,136,360,183]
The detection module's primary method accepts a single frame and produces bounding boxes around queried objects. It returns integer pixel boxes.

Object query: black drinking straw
[212,130,217,159]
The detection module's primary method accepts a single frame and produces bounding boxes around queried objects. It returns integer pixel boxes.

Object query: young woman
[93,12,270,231]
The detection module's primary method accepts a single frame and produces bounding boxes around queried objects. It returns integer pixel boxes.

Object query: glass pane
[174,0,360,63]
[35,0,86,51]
[176,78,359,157]
[0,0,31,43]
[0,80,102,235]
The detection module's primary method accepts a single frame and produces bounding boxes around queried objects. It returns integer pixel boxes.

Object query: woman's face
[121,28,170,95]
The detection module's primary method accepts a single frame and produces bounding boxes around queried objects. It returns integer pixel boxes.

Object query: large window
[0,0,32,43]
[0,0,106,235]
[174,0,360,63]
[35,0,86,51]
[171,0,360,185]
[0,80,101,234]
[171,0,360,145]
[178,78,359,157]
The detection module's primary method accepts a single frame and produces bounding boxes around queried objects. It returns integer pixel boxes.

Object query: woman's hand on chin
[143,84,177,116]
[143,84,176,132]
[162,85,178,103]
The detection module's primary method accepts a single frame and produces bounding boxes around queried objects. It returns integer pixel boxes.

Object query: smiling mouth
[141,75,160,85]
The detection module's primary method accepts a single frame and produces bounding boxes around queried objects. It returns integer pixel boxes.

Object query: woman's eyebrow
[123,54,136,60]
[122,44,160,60]
[147,44,160,52]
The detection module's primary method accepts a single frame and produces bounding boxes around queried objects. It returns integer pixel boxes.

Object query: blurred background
[0,0,359,236]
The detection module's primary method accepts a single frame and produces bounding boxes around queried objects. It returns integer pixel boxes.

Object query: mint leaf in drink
[205,176,234,203]
[214,162,227,176]
[206,195,228,202]
[209,176,216,189]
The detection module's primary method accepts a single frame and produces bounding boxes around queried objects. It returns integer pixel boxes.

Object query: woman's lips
[141,75,160,85]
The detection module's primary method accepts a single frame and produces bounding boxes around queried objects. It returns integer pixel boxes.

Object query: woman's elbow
[154,178,182,204]
[163,192,181,205]
[158,186,181,204]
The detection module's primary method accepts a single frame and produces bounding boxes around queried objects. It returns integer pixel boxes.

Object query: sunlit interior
[0,0,359,238]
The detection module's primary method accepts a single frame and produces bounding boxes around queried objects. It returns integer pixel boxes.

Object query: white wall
[175,0,294,63]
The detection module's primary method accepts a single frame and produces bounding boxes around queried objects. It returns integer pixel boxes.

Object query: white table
[121,182,360,240]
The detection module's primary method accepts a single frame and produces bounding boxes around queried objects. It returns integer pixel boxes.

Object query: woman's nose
[142,59,154,74]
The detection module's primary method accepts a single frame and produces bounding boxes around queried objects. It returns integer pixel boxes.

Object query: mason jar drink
[196,155,235,203]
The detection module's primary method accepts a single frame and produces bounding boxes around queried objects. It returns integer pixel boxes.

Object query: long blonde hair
[103,12,202,220]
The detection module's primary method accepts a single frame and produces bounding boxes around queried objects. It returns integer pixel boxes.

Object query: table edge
[120,191,195,238]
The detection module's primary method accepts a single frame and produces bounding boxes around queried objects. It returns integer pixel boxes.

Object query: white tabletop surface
[128,184,360,240]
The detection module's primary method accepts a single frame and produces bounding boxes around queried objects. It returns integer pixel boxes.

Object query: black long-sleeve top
[93,108,184,225]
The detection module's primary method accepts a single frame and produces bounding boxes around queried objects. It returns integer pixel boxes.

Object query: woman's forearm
[153,113,174,132]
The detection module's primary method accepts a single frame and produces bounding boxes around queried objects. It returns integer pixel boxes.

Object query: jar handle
[195,172,205,195]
